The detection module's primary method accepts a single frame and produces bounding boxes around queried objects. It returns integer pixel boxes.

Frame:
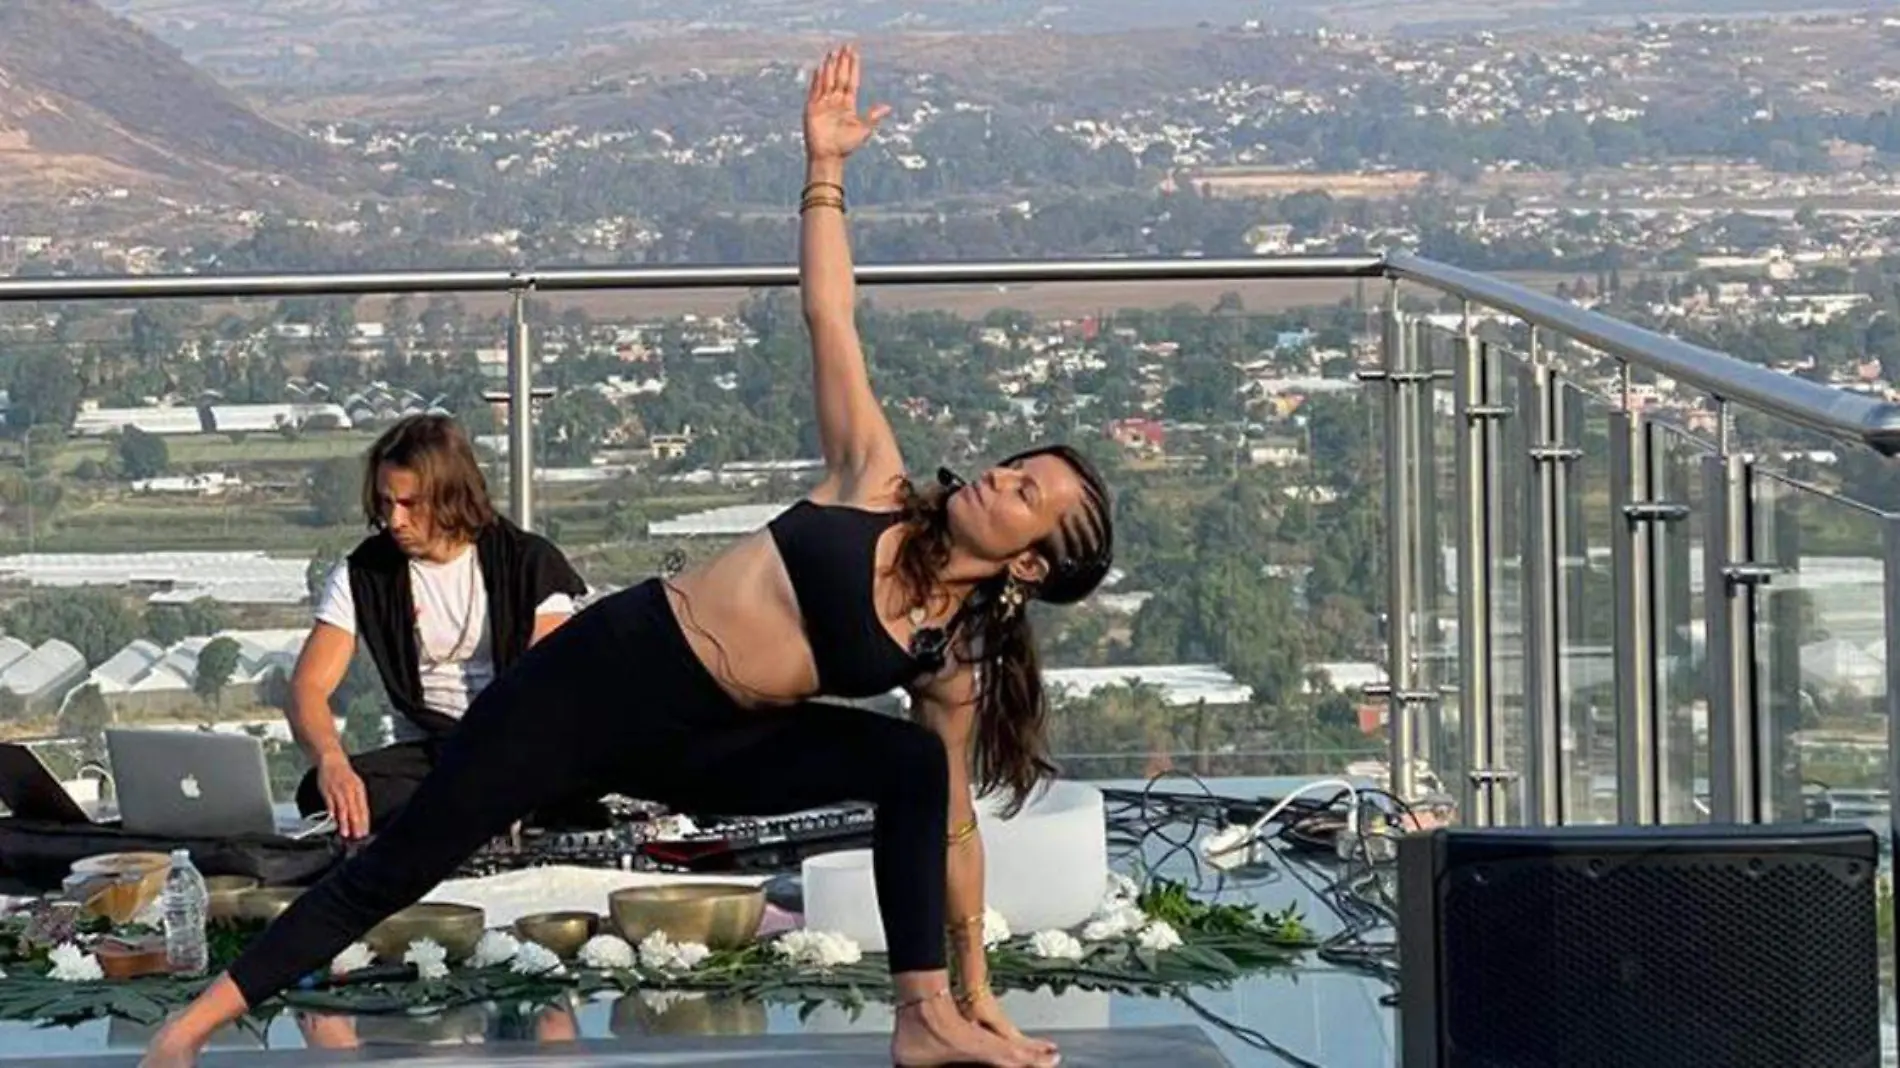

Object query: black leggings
[293,739,614,833]
[228,579,949,1007]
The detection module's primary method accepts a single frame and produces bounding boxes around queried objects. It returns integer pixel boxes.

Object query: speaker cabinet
[1398,823,1880,1068]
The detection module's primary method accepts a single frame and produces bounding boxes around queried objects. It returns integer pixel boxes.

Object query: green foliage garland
[0,880,1312,1027]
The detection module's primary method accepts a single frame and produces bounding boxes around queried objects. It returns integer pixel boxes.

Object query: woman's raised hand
[804,44,891,163]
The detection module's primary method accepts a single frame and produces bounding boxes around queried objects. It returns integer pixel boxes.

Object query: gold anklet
[955,981,993,1006]
[945,914,985,938]
[894,987,953,1012]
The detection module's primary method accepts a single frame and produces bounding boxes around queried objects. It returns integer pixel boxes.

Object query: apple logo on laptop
[180,775,202,800]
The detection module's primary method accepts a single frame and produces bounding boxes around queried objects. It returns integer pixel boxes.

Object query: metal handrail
[0,256,1386,301]
[5,250,1897,455]
[1385,252,1900,455]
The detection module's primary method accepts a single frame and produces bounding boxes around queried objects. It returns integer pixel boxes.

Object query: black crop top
[766,500,923,698]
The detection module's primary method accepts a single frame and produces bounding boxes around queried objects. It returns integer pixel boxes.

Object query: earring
[999,579,1025,622]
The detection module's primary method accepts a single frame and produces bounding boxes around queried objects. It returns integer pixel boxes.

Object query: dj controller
[452,802,876,879]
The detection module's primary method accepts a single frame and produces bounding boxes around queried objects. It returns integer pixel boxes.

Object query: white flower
[1081,902,1146,942]
[637,930,710,974]
[669,939,710,970]
[1104,872,1140,907]
[510,941,564,977]
[1027,929,1084,962]
[772,929,863,969]
[1136,921,1183,953]
[403,938,449,981]
[468,930,521,969]
[578,934,636,971]
[47,942,102,983]
[981,908,1010,949]
[330,942,374,977]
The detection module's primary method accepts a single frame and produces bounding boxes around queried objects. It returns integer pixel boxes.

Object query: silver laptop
[106,729,328,840]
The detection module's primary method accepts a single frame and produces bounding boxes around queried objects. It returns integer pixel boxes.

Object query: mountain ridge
[0,0,343,214]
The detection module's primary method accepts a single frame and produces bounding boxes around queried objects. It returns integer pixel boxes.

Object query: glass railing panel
[1559,384,1621,824]
[1650,423,1714,824]
[1487,346,1528,825]
[1414,323,1464,813]
[1754,472,1889,834]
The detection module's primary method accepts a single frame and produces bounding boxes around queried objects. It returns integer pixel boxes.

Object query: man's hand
[315,753,370,840]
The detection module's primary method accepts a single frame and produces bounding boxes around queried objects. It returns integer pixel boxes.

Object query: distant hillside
[0,0,340,208]
[98,0,1900,88]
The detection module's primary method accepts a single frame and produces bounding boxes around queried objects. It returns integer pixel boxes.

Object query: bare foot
[965,993,1061,1061]
[138,1023,199,1068]
[891,995,1059,1068]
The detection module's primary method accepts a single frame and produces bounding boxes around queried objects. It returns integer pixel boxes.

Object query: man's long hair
[360,414,497,542]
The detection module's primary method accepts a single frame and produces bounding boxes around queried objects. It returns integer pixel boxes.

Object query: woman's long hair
[889,444,1113,817]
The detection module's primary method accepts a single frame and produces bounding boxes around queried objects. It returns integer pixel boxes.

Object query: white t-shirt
[314,546,575,743]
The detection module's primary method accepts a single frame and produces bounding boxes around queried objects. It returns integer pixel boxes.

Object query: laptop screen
[0,743,91,825]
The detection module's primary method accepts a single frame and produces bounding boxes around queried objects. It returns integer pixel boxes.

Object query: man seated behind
[289,414,592,839]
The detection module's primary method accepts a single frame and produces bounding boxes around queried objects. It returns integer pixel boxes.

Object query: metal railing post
[507,287,535,531]
[1705,401,1768,822]
[1883,516,1900,976]
[1609,381,1659,824]
[1455,304,1502,825]
[1521,328,1572,826]
[1380,280,1421,804]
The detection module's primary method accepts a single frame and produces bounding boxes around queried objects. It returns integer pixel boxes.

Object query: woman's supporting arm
[910,662,991,994]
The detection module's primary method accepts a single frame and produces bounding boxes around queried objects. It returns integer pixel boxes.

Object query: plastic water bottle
[161,849,209,976]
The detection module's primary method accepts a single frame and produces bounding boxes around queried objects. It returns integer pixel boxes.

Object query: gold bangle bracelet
[798,197,846,215]
[802,180,846,197]
[945,913,985,936]
[946,820,978,847]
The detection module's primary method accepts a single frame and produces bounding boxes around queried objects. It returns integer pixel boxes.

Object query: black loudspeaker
[1398,823,1880,1068]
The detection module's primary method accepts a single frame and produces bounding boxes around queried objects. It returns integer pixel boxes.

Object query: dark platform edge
[39,1025,1230,1067]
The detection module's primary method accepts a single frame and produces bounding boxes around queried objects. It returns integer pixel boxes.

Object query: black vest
[345,518,587,739]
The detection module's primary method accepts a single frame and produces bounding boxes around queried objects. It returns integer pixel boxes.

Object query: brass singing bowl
[608,884,765,952]
[365,903,486,964]
[236,886,305,924]
[204,876,260,923]
[514,911,600,960]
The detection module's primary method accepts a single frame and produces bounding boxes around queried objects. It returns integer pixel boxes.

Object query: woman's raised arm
[800,46,903,504]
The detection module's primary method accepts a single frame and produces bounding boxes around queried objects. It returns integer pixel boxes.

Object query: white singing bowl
[801,779,1108,952]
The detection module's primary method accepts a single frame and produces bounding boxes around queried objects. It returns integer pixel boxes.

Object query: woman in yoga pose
[143,45,1109,1068]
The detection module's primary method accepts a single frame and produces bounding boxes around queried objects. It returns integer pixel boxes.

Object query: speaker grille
[1439,850,1878,1068]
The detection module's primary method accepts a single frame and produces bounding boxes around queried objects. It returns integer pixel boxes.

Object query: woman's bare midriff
[660,529,827,709]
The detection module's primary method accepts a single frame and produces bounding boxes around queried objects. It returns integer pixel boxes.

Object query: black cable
[1104,771,1402,989]
[1099,768,1406,1020]
[1174,989,1331,1068]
